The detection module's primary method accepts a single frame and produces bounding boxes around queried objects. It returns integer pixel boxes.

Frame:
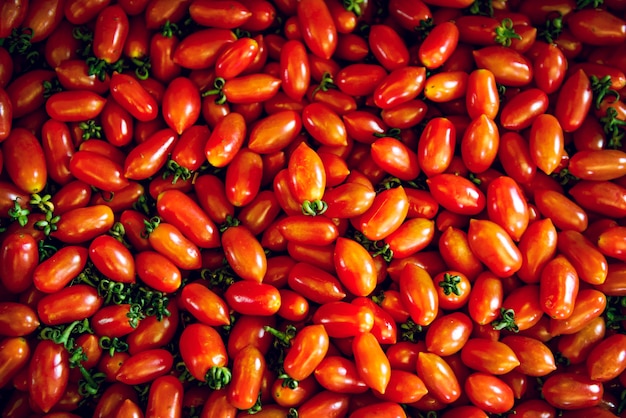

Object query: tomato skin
[549,289,607,336]
[296,0,336,60]
[221,225,267,283]
[538,255,579,321]
[281,324,329,382]
[416,352,461,404]
[288,262,346,304]
[93,5,129,63]
[28,340,69,413]
[369,24,410,71]
[2,128,47,194]
[473,46,532,86]
[557,230,608,286]
[279,39,310,102]
[68,150,128,193]
[534,189,587,233]
[399,263,439,327]
[465,372,514,414]
[156,189,220,249]
[427,174,485,216]
[313,355,368,394]
[190,0,251,28]
[554,69,592,132]
[228,345,266,410]
[109,72,159,122]
[461,338,520,375]
[467,271,503,325]
[468,219,522,278]
[567,8,626,45]
[36,285,103,326]
[352,331,391,394]
[568,149,626,181]
[0,302,40,337]
[0,337,30,389]
[124,128,177,180]
[114,348,173,385]
[224,281,281,317]
[0,232,39,294]
[352,186,409,241]
[52,205,115,244]
[295,390,350,418]
[179,322,229,385]
[145,375,183,418]
[32,246,88,294]
[205,112,247,168]
[374,66,426,110]
[0,87,12,142]
[465,69,499,120]
[542,373,604,410]
[134,250,182,293]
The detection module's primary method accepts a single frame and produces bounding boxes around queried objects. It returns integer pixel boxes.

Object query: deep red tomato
[37,284,103,325]
[28,340,69,413]
[145,375,183,418]
[586,333,626,382]
[115,348,173,385]
[554,69,592,132]
[0,232,39,294]
[0,302,40,337]
[296,0,336,60]
[465,372,514,414]
[288,261,346,304]
[109,72,159,122]
[189,0,251,28]
[224,281,281,316]
[2,128,47,194]
[92,5,129,64]
[0,337,30,389]
[427,174,485,216]
[52,205,115,244]
[32,246,88,293]
[542,373,604,410]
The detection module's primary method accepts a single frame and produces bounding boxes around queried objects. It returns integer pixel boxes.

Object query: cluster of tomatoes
[1,0,626,416]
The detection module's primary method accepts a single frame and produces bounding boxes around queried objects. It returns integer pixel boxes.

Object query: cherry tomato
[465,372,515,414]
[542,373,604,410]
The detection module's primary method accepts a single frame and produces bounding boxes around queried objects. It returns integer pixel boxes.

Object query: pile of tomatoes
[1,0,626,416]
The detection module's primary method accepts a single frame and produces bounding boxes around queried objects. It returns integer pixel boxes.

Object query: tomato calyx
[200,265,236,289]
[603,296,626,331]
[373,128,402,140]
[42,78,63,99]
[301,198,328,216]
[8,197,30,227]
[416,18,435,40]
[590,75,619,110]
[72,26,95,58]
[538,14,564,44]
[142,216,162,238]
[342,0,365,17]
[494,18,522,47]
[130,57,151,80]
[162,160,193,185]
[576,0,604,9]
[39,240,59,261]
[351,230,394,262]
[30,193,56,214]
[34,210,61,236]
[264,325,300,387]
[438,273,463,296]
[205,365,232,390]
[400,318,423,342]
[467,0,494,17]
[5,27,40,67]
[312,72,337,96]
[599,106,626,149]
[86,56,124,82]
[99,335,130,356]
[491,308,520,332]
[203,77,228,105]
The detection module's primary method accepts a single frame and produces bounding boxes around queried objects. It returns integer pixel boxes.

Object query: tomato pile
[1,0,626,416]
